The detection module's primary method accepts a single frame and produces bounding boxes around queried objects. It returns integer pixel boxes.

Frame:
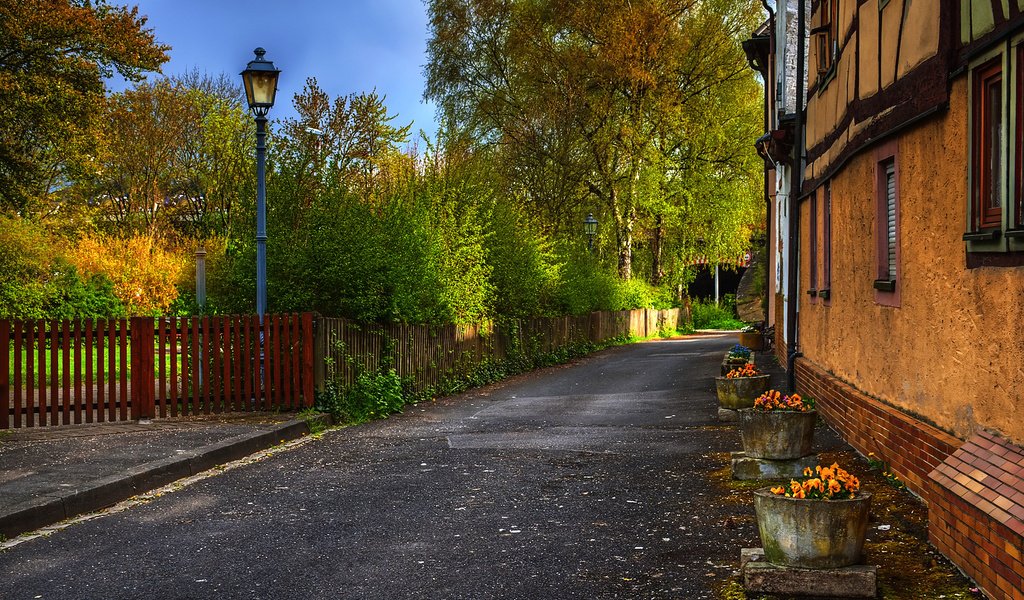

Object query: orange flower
[754,389,814,412]
[776,462,861,500]
[726,363,760,378]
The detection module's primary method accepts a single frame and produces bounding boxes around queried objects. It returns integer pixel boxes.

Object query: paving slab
[742,548,878,598]
[0,413,326,539]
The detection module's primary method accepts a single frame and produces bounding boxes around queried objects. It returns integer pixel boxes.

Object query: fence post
[130,317,155,420]
[302,313,315,407]
[1,320,8,429]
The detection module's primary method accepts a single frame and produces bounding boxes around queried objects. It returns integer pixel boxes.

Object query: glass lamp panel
[242,75,255,108]
[251,72,278,106]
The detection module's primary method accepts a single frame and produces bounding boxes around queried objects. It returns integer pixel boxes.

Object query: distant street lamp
[241,47,281,321]
[584,213,598,251]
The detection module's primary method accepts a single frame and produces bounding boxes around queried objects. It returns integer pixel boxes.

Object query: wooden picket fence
[3,308,682,429]
[1,313,314,429]
[313,308,683,393]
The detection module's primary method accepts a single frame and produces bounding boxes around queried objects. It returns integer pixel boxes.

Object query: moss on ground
[708,448,983,599]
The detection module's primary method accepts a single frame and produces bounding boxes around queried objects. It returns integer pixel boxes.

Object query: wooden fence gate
[1,313,315,429]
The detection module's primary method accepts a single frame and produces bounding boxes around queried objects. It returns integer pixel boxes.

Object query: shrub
[69,235,186,315]
[482,198,559,318]
[691,299,746,330]
[0,217,126,319]
[315,368,405,424]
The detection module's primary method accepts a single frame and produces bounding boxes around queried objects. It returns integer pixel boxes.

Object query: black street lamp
[241,47,281,321]
[584,213,598,251]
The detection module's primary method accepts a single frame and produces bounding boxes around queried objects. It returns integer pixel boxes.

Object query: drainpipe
[762,0,775,331]
[786,0,806,393]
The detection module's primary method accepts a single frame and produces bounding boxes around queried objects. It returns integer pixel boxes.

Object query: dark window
[874,140,899,306]
[809,191,818,298]
[884,161,897,281]
[813,0,839,77]
[1016,46,1024,229]
[972,59,1003,230]
[823,181,832,298]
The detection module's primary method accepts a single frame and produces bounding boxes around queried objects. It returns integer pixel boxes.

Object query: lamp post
[584,213,598,251]
[240,47,281,321]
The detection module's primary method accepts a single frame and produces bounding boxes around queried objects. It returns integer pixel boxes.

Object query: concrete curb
[0,414,331,540]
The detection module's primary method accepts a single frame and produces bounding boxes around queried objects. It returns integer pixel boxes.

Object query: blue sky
[114,0,438,140]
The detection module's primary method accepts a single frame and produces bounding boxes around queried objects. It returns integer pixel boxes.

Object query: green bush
[0,217,125,320]
[46,265,126,320]
[690,299,746,330]
[482,198,559,318]
[315,368,405,425]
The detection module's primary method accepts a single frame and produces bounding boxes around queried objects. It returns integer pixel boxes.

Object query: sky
[112,0,439,140]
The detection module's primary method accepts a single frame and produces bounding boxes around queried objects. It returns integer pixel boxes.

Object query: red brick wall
[794,358,1024,600]
[794,358,960,496]
[930,431,1024,600]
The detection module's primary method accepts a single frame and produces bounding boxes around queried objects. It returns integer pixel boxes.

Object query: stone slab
[741,548,877,598]
[718,408,739,422]
[731,451,819,480]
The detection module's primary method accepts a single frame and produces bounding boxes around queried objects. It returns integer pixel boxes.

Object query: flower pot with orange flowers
[754,463,871,569]
[715,364,771,411]
[738,391,817,460]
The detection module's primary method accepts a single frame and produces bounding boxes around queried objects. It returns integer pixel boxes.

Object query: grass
[6,343,189,384]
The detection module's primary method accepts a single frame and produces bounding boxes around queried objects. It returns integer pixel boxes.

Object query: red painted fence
[1,313,314,429]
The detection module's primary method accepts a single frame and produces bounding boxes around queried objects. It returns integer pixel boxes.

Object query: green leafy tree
[83,77,252,239]
[0,0,168,216]
[425,0,764,280]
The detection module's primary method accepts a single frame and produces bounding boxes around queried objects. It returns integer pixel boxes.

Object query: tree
[425,0,764,280]
[0,0,168,216]
[171,73,253,238]
[89,80,188,236]
[83,76,252,239]
[277,78,412,207]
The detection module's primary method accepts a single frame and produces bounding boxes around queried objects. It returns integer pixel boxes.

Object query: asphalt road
[0,334,760,600]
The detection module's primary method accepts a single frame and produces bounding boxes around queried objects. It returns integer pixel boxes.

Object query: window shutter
[886,162,897,280]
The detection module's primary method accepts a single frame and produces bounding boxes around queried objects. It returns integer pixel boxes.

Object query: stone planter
[738,331,764,350]
[715,374,770,409]
[721,357,754,376]
[753,488,872,569]
[738,409,817,459]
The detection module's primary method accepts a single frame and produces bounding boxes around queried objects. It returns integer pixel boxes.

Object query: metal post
[255,115,268,323]
[714,264,720,304]
[787,0,807,392]
[195,246,207,312]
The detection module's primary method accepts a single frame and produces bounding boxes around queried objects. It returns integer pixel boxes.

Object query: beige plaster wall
[879,0,902,89]
[798,78,1024,446]
[859,2,880,98]
[898,0,939,78]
